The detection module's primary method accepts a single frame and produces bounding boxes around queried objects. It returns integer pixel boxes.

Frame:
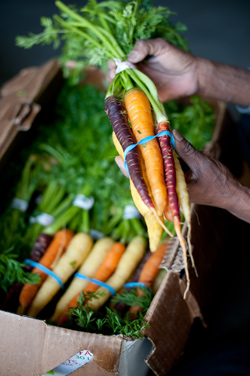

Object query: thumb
[128,40,149,63]
[172,129,201,168]
[128,38,169,63]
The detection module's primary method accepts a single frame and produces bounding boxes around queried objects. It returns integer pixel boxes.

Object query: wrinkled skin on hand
[172,129,239,209]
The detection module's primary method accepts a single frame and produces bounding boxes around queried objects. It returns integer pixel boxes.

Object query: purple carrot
[105,95,154,211]
[157,122,180,222]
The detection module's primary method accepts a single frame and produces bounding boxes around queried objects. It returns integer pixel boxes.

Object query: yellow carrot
[173,152,197,296]
[51,237,114,321]
[27,232,93,317]
[88,236,147,310]
[130,181,163,252]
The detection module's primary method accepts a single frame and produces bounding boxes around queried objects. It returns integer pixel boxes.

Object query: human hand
[107,38,198,102]
[114,130,250,223]
[172,129,240,210]
[114,129,238,210]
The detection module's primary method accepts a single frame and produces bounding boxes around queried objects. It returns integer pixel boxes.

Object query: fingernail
[128,50,138,62]
[173,129,183,142]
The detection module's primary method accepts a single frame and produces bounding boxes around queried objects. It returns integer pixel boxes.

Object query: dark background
[0,0,250,89]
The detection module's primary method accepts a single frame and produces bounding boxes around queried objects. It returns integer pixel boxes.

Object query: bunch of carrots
[8,222,168,330]
[105,67,195,295]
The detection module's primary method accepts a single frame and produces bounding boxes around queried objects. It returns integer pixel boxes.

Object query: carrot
[111,250,152,313]
[88,236,147,311]
[173,152,197,297]
[1,233,53,313]
[27,232,93,318]
[112,131,173,250]
[128,239,168,317]
[124,88,167,217]
[50,237,114,321]
[104,95,155,213]
[157,121,185,248]
[157,122,179,222]
[57,241,125,326]
[17,229,74,315]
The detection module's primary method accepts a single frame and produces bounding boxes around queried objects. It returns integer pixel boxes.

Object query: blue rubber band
[123,130,175,177]
[74,273,116,296]
[123,282,151,293]
[74,272,91,282]
[24,259,64,288]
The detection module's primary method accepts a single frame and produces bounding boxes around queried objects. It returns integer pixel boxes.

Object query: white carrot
[27,232,93,317]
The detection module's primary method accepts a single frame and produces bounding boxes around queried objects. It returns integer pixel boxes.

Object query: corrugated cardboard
[0,60,241,376]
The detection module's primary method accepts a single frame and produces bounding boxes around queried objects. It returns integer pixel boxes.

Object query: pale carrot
[124,88,167,216]
[173,152,197,297]
[50,237,114,321]
[17,229,74,315]
[57,241,125,326]
[27,232,93,318]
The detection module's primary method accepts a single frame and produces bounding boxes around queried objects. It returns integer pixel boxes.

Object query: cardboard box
[0,60,246,376]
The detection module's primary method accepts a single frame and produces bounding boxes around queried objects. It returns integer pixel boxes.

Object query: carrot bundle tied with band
[105,67,196,297]
[57,241,125,326]
[17,229,74,315]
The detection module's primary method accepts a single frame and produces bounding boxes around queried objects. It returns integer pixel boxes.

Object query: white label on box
[43,350,93,375]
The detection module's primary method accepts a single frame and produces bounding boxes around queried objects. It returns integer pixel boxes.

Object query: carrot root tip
[151,208,174,237]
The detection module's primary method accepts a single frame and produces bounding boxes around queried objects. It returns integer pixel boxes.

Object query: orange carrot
[129,239,168,317]
[17,229,74,315]
[124,88,167,216]
[57,241,125,326]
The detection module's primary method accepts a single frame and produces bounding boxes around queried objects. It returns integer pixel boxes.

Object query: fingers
[107,60,116,84]
[115,156,129,179]
[128,38,169,63]
[172,129,203,170]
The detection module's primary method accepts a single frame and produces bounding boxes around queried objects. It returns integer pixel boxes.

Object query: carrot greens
[16,0,188,83]
[0,248,40,293]
[67,289,150,338]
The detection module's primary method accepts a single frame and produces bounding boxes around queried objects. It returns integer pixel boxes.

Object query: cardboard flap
[0,59,60,103]
[143,272,199,376]
[0,311,123,376]
[0,59,61,161]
